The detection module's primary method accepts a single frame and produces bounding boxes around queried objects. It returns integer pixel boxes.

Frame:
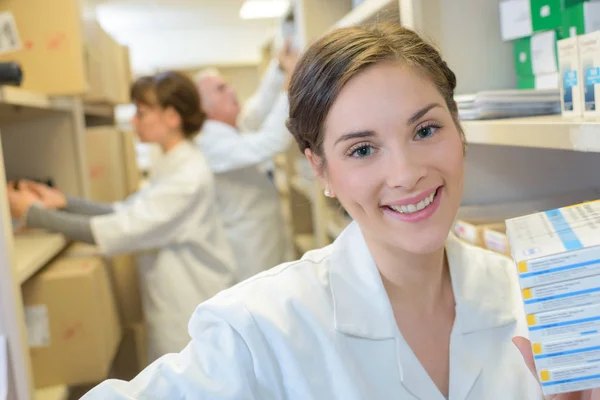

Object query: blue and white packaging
[507,199,600,395]
[578,31,600,118]
[558,36,583,117]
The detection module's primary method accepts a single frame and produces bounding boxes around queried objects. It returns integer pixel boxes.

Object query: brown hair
[286,23,465,161]
[131,71,206,138]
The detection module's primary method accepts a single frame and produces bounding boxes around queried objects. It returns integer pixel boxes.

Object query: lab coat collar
[150,140,195,180]
[329,221,519,340]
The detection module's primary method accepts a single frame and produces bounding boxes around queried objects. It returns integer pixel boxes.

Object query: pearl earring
[324,188,331,197]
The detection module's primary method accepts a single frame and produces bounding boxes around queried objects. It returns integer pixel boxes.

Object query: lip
[382,186,441,207]
[381,186,443,223]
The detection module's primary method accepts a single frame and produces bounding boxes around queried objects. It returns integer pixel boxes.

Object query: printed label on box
[24,305,50,348]
[586,67,600,85]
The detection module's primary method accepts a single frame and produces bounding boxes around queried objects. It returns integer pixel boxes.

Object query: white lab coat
[83,221,543,400]
[90,140,237,362]
[195,60,292,280]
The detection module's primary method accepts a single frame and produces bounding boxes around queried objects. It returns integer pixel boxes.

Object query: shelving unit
[14,233,67,285]
[333,0,400,29]
[463,116,600,153]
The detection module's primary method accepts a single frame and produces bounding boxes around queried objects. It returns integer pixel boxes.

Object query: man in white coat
[194,46,298,281]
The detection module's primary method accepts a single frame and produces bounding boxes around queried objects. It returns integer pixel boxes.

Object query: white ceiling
[84,0,281,75]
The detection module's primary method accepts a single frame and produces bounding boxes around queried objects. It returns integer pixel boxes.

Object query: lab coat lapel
[329,223,403,395]
[446,233,520,400]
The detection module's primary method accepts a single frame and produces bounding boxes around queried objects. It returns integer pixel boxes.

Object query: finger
[513,336,538,380]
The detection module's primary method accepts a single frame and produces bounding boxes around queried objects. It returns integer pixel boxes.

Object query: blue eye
[350,145,374,158]
[415,125,438,139]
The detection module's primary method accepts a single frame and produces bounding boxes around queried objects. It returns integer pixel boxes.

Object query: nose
[384,146,427,191]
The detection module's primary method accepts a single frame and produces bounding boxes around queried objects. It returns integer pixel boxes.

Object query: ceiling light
[240,0,289,20]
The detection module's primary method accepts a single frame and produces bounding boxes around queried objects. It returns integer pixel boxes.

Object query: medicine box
[558,36,584,117]
[538,362,600,395]
[514,30,559,76]
[578,31,600,117]
[563,1,600,38]
[483,224,511,255]
[453,220,504,247]
[506,199,600,396]
[522,273,600,314]
[532,333,600,370]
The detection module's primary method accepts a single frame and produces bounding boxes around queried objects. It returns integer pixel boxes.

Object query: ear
[305,148,335,198]
[164,106,182,131]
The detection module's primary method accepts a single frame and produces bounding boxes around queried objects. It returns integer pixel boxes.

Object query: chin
[383,222,451,255]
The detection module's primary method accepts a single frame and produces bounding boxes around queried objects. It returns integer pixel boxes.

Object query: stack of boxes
[506,200,600,395]
[500,0,600,94]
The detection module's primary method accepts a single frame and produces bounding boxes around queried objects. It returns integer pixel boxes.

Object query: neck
[366,236,451,313]
[160,135,186,153]
[209,115,237,129]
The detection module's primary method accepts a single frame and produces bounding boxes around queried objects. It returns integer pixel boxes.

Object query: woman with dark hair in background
[7,71,237,363]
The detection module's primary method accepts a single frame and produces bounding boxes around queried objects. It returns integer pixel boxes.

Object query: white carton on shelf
[558,37,583,117]
[578,31,600,118]
[499,0,532,41]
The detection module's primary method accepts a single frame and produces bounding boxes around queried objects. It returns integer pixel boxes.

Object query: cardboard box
[514,30,559,76]
[83,19,131,104]
[121,130,141,196]
[483,224,511,255]
[563,0,600,38]
[0,0,88,95]
[110,322,148,381]
[85,126,129,203]
[506,199,600,396]
[22,256,121,388]
[558,36,584,117]
[453,220,504,247]
[63,242,144,326]
[500,0,562,41]
[579,31,600,117]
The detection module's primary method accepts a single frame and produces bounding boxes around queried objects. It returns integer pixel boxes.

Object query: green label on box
[563,2,586,37]
[518,75,536,89]
[531,0,563,32]
[514,36,534,76]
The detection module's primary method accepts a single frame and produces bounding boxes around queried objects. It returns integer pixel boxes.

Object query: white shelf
[14,232,67,284]
[333,0,398,29]
[294,233,315,254]
[462,115,600,153]
[35,385,69,400]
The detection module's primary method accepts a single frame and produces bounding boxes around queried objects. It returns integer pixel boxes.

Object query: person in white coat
[7,71,237,363]
[80,23,584,399]
[192,45,298,280]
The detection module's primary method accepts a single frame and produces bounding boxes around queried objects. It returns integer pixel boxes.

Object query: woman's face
[132,103,178,144]
[317,61,464,255]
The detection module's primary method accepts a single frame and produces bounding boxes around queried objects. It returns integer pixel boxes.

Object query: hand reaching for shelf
[18,180,66,209]
[6,183,39,221]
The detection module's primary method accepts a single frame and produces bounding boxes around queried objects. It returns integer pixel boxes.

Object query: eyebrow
[407,103,443,125]
[334,130,375,146]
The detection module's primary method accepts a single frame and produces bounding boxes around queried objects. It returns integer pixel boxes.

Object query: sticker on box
[539,362,600,396]
[527,303,600,342]
[522,274,600,314]
[533,334,600,370]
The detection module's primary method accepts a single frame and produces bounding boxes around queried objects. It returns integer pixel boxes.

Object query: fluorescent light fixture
[240,0,289,20]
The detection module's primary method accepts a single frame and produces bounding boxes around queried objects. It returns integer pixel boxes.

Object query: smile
[381,186,443,223]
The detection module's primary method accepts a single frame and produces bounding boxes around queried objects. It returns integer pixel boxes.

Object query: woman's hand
[514,336,600,400]
[7,184,40,221]
[19,180,66,209]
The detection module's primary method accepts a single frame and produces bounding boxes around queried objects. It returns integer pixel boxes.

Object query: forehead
[201,74,226,90]
[324,62,444,136]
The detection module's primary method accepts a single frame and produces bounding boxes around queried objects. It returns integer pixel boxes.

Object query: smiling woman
[81,23,548,400]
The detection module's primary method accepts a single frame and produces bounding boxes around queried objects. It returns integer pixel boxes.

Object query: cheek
[328,159,381,209]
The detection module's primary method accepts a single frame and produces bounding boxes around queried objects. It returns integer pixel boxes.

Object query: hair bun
[183,109,206,135]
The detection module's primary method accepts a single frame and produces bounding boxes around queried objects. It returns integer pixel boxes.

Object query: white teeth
[388,189,438,215]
